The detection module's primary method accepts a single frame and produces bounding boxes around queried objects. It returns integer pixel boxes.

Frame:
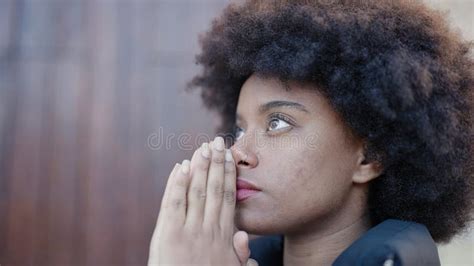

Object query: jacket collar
[248,219,440,266]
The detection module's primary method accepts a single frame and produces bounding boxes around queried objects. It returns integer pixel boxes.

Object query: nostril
[238,160,249,166]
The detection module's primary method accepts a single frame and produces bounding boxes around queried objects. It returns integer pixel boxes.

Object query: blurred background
[0,0,472,265]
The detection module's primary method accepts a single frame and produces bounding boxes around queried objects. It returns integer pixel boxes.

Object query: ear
[352,144,384,184]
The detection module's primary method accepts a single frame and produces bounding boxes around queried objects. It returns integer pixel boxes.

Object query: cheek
[277,151,331,203]
[271,148,353,220]
[260,135,339,201]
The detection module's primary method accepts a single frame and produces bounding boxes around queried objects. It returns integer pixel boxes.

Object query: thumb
[233,230,251,264]
[247,258,259,266]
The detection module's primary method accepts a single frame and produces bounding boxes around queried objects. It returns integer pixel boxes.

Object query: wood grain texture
[0,0,228,265]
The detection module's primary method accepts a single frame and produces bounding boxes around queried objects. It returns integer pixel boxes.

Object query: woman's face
[230,73,368,235]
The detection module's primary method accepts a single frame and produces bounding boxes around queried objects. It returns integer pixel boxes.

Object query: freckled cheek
[278,152,330,197]
[266,161,312,197]
[257,146,323,194]
[277,170,341,221]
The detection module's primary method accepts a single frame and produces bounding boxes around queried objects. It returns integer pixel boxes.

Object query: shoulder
[248,219,440,266]
[333,219,440,266]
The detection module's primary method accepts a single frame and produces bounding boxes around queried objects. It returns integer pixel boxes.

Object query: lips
[236,178,261,201]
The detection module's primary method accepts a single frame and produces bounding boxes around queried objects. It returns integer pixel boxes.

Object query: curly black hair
[186,0,474,243]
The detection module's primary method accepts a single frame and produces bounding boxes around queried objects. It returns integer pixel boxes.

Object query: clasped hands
[148,136,258,266]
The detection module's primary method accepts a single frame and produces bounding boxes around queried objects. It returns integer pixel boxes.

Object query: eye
[267,113,293,132]
[233,113,295,140]
[233,125,245,140]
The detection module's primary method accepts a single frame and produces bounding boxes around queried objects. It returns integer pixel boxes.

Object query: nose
[230,139,259,170]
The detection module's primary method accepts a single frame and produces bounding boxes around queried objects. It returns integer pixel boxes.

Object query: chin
[235,207,283,235]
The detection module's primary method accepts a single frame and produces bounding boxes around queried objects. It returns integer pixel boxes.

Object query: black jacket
[249,219,440,266]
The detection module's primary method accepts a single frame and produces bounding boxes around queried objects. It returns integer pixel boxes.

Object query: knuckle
[170,198,186,209]
[197,159,210,171]
[224,162,235,173]
[190,186,206,199]
[223,190,236,204]
[211,183,224,197]
[208,181,224,196]
[212,155,225,164]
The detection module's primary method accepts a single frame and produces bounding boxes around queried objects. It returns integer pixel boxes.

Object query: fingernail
[201,143,211,159]
[172,163,180,173]
[181,160,190,174]
[225,149,233,162]
[214,136,225,151]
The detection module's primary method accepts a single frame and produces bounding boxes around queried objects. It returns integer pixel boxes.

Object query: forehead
[236,74,327,114]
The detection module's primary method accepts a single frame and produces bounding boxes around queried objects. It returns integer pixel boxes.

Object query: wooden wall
[0,0,229,265]
[0,0,472,265]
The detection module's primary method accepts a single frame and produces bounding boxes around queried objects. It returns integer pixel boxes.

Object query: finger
[203,136,226,227]
[160,163,180,209]
[164,159,191,226]
[189,144,202,175]
[220,148,237,234]
[185,142,211,228]
[151,162,181,259]
[233,231,251,264]
[156,163,180,229]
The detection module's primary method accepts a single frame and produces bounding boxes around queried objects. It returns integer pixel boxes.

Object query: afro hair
[186,0,474,243]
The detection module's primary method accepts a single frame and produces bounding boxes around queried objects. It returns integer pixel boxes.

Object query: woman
[148,0,474,265]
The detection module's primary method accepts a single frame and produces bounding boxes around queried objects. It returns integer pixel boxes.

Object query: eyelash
[267,113,295,131]
[233,113,295,139]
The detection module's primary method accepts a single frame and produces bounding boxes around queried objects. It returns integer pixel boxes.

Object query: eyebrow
[236,100,309,121]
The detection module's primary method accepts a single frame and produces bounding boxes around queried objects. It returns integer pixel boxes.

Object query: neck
[283,193,372,266]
